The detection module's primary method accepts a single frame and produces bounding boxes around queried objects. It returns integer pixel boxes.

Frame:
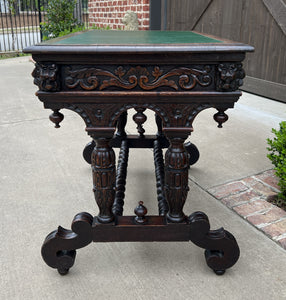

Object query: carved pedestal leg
[189,212,240,275]
[92,132,116,223]
[41,212,93,275]
[164,129,191,223]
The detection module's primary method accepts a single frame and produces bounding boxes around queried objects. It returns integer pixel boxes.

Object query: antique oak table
[24,30,253,276]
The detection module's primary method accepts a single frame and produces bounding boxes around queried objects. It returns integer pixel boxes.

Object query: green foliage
[267,121,286,205]
[20,0,40,11]
[8,0,18,15]
[41,0,80,40]
[0,52,29,60]
[90,24,112,30]
[54,24,113,41]
[42,23,114,42]
[57,25,86,38]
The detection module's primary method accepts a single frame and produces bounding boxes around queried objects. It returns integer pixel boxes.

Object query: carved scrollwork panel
[63,65,214,92]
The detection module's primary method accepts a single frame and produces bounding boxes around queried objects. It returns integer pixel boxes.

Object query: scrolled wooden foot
[188,211,240,275]
[41,212,93,274]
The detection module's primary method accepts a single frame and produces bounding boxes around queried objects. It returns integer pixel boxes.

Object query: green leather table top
[24,30,254,56]
[51,30,222,45]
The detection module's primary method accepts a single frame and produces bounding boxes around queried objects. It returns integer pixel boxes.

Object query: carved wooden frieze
[32,62,246,93]
[32,62,60,92]
[109,103,212,128]
[63,65,213,91]
[31,62,247,93]
[60,102,212,129]
[216,63,245,91]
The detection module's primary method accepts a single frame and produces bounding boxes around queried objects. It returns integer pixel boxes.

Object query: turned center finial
[134,201,147,224]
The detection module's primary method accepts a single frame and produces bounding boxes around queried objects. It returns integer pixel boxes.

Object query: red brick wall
[88,0,150,30]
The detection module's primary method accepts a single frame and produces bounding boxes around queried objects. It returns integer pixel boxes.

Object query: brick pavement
[208,169,286,250]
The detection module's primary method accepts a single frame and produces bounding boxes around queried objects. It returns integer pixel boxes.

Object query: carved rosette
[164,131,191,223]
[92,137,116,223]
[32,62,59,92]
[64,65,213,91]
[216,63,245,91]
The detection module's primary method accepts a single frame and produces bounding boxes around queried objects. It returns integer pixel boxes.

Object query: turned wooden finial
[213,110,228,128]
[49,109,64,128]
[133,108,147,137]
[134,201,147,224]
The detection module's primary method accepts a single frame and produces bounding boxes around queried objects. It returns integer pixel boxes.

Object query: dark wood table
[24,30,253,276]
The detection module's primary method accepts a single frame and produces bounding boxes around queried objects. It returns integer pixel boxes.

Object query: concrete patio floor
[0,57,286,299]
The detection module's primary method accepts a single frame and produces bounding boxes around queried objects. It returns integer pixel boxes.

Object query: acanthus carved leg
[92,132,116,223]
[189,211,240,275]
[164,129,191,223]
[41,212,93,275]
